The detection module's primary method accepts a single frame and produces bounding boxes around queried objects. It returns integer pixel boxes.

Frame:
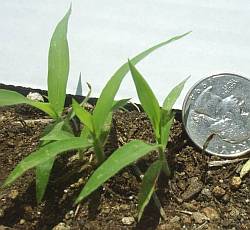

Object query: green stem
[93,138,106,165]
[159,146,171,177]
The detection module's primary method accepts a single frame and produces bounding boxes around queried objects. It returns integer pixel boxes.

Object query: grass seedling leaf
[36,157,55,203]
[40,121,74,141]
[75,140,161,203]
[47,6,71,115]
[69,82,92,120]
[128,60,161,139]
[29,101,58,119]
[0,89,57,118]
[37,120,75,202]
[72,99,94,133]
[162,76,190,112]
[240,159,250,178]
[138,160,162,221]
[92,32,190,136]
[0,89,31,106]
[2,137,91,188]
[160,111,174,148]
[112,98,131,111]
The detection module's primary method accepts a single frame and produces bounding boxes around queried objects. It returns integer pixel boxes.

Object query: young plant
[70,62,188,220]
[128,60,189,219]
[1,6,190,210]
[0,6,76,202]
[70,34,190,203]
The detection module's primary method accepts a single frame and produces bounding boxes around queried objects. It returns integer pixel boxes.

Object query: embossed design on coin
[182,73,250,157]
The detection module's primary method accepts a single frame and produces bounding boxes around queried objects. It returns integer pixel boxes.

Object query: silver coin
[182,73,250,157]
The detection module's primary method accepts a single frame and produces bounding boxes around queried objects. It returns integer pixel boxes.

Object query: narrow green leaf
[112,98,131,111]
[2,137,91,188]
[0,89,57,118]
[128,60,161,139]
[36,120,74,203]
[0,89,31,106]
[240,159,250,178]
[160,110,174,148]
[72,99,94,132]
[69,81,92,120]
[29,101,58,119]
[75,72,83,95]
[36,157,55,203]
[138,160,162,221]
[40,121,74,141]
[47,6,71,115]
[92,32,190,136]
[75,140,161,203]
[98,99,131,144]
[162,76,190,112]
[99,112,112,145]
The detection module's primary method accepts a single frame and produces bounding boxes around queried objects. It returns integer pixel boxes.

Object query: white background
[1,0,250,109]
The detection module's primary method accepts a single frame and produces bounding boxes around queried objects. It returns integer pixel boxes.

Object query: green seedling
[71,34,190,204]
[1,4,190,220]
[2,31,189,204]
[0,6,77,202]
[128,60,189,220]
[71,44,189,218]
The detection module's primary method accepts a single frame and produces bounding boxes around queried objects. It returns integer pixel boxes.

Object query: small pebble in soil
[201,188,212,198]
[192,212,209,224]
[8,190,19,199]
[119,204,130,210]
[230,207,240,219]
[222,193,230,203]
[102,207,110,214]
[64,210,74,220]
[202,207,219,221]
[177,179,186,191]
[19,219,25,225]
[122,216,135,225]
[0,209,4,217]
[182,215,192,225]
[122,172,130,179]
[52,222,71,230]
[181,177,203,201]
[170,216,181,223]
[182,202,200,211]
[78,178,84,184]
[26,92,44,102]
[230,176,242,190]
[212,185,226,198]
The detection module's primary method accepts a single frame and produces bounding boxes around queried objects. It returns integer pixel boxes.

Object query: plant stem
[132,164,167,221]
[159,147,171,177]
[93,139,106,165]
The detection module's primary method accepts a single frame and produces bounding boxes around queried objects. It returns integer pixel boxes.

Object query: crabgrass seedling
[1,4,190,220]
[72,33,190,203]
[71,46,189,216]
[0,6,79,202]
[128,60,189,220]
[0,13,189,208]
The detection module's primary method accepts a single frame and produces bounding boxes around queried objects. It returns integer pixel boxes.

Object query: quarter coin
[182,73,250,157]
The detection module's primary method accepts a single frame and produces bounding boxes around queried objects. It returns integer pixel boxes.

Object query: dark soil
[0,105,249,230]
